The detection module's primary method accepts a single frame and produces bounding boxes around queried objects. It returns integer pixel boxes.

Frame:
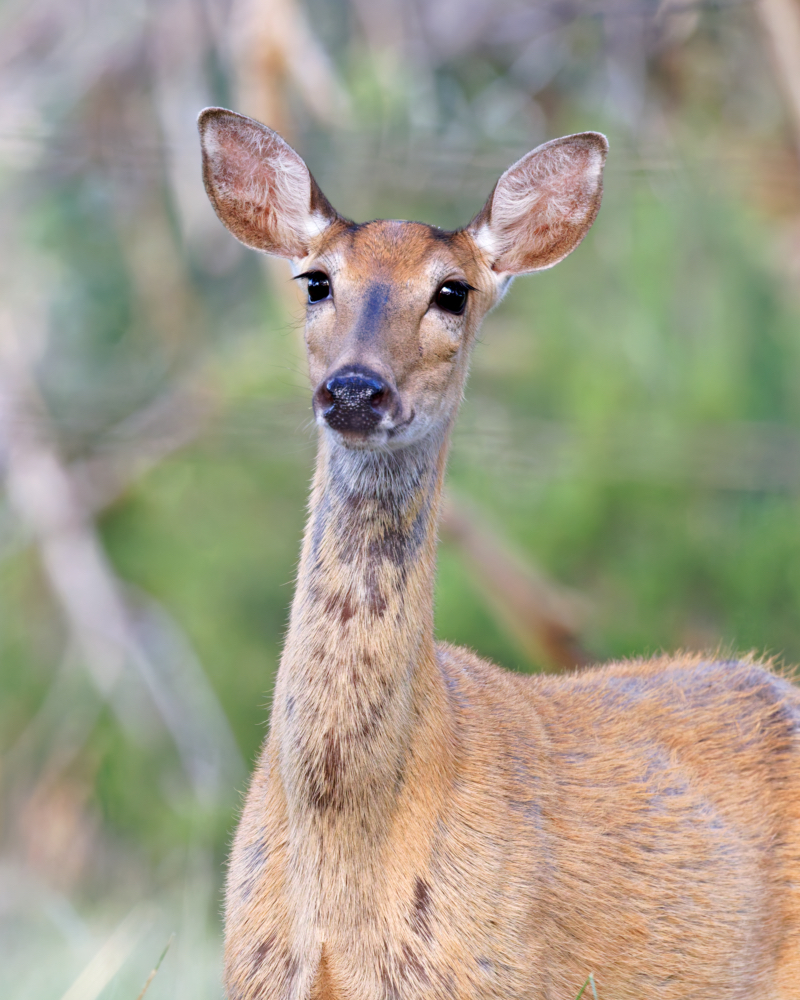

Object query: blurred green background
[2,0,800,996]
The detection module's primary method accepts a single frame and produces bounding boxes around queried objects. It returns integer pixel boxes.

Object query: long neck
[272,426,451,838]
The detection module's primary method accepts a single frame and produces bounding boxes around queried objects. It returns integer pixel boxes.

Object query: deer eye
[434,281,469,315]
[306,272,330,303]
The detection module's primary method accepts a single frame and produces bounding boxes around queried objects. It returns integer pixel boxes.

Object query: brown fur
[197,109,800,999]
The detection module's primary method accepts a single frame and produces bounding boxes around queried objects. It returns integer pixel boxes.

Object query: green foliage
[4,123,800,873]
[3,1,800,993]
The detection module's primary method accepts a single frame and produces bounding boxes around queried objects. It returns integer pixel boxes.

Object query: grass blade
[135,932,175,1000]
[574,972,599,1000]
[58,907,152,1000]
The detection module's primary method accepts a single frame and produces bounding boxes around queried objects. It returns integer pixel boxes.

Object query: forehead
[314,219,481,284]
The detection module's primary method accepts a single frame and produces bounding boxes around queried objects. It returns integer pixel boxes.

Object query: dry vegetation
[1,0,800,996]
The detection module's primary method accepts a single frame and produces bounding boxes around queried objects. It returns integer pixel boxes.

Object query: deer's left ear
[198,108,340,260]
[468,132,608,276]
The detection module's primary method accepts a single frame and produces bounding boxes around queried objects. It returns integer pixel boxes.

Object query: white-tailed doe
[199,107,800,1000]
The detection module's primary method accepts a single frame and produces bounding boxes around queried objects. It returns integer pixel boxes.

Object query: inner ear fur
[198,108,339,259]
[469,132,608,275]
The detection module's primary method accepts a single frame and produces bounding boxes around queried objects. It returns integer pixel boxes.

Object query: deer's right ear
[198,108,339,260]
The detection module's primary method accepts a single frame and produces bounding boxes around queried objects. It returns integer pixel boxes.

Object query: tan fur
[197,109,800,1000]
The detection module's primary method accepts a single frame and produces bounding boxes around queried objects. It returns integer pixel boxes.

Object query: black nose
[315,368,393,433]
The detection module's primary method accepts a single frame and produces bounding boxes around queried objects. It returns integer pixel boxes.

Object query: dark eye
[435,281,469,315]
[307,272,330,303]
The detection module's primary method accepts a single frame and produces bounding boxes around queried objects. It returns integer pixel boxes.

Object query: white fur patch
[470,224,499,261]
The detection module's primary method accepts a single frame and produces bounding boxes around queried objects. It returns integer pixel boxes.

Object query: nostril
[370,387,387,408]
[317,382,334,407]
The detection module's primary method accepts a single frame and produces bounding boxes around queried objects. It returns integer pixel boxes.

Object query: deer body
[198,110,800,999]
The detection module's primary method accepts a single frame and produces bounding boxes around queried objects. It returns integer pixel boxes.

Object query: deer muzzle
[314,366,399,437]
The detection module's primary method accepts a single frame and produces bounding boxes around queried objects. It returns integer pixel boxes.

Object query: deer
[197,107,800,1000]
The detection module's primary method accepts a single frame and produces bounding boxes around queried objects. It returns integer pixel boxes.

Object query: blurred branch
[0,313,242,804]
[0,316,127,699]
[453,408,800,493]
[440,497,592,672]
[230,0,351,139]
[228,0,352,320]
[758,0,800,159]
[5,367,593,678]
[3,650,102,806]
[71,375,218,513]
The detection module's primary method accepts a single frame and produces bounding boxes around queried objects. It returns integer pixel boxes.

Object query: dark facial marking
[355,282,393,345]
[435,968,458,997]
[399,944,431,986]
[368,499,430,567]
[358,681,393,739]
[380,963,401,1000]
[251,933,276,971]
[233,834,269,902]
[367,579,387,618]
[324,731,342,790]
[411,876,433,942]
[426,224,456,243]
[301,730,344,813]
[324,588,355,623]
[282,955,299,999]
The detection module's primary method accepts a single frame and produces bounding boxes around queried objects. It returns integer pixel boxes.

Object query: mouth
[321,409,417,450]
[386,409,416,438]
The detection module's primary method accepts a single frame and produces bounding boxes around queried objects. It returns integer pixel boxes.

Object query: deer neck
[272,426,452,840]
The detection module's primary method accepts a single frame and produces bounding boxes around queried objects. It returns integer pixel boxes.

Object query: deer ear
[468,132,608,276]
[198,108,339,260]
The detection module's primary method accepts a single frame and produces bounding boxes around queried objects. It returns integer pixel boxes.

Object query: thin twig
[440,495,592,672]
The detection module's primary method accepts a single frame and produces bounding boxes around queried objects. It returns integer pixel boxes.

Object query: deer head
[198,109,607,450]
